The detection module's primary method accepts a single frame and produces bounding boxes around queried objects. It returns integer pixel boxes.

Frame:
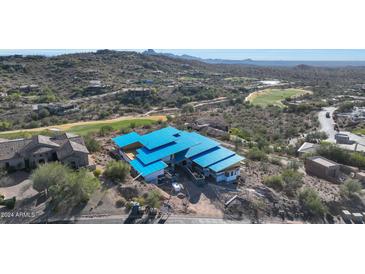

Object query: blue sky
[1,49,365,61]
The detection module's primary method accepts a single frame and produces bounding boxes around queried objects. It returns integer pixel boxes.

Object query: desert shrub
[99,125,113,136]
[182,104,194,113]
[263,175,284,191]
[31,163,100,211]
[32,162,70,196]
[305,131,328,143]
[49,169,100,211]
[115,197,127,208]
[287,160,300,170]
[247,147,268,161]
[104,160,130,182]
[93,168,102,178]
[145,190,162,208]
[133,196,145,206]
[281,169,303,196]
[269,157,282,166]
[298,188,327,217]
[317,143,365,168]
[84,133,101,153]
[340,179,362,198]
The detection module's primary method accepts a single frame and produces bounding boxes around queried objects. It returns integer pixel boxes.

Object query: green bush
[99,125,113,136]
[269,157,282,166]
[104,160,130,182]
[305,131,328,143]
[340,179,362,198]
[298,188,327,217]
[281,169,304,196]
[93,168,102,178]
[317,143,365,169]
[31,163,100,211]
[247,147,268,161]
[145,190,162,208]
[0,197,16,209]
[84,133,101,153]
[133,196,145,206]
[263,175,284,191]
[49,169,100,211]
[31,162,70,196]
[116,197,127,208]
[287,160,300,170]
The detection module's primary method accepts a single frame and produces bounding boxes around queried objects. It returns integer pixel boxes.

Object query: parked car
[326,112,331,118]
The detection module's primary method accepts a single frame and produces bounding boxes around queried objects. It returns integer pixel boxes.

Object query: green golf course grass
[249,88,311,107]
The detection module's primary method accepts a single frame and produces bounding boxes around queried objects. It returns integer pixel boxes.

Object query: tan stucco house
[0,133,89,170]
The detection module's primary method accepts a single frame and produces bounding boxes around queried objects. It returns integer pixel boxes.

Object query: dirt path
[0,115,166,135]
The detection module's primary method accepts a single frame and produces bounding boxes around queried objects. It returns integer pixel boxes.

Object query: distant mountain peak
[143,49,158,55]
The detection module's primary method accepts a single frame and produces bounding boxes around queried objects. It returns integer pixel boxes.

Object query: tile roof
[0,139,32,161]
[0,134,88,161]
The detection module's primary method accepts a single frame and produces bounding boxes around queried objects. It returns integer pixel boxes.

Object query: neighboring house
[305,156,340,181]
[0,133,89,170]
[112,126,245,184]
[335,133,353,144]
[297,142,319,155]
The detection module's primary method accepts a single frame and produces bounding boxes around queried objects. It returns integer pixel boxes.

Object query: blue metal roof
[113,127,245,176]
[137,137,200,165]
[130,158,167,177]
[192,146,235,168]
[139,126,180,150]
[182,132,220,158]
[112,132,141,148]
[208,154,245,172]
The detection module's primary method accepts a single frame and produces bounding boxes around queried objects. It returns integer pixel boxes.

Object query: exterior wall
[211,167,240,183]
[305,158,340,181]
[61,153,89,168]
[143,169,164,183]
[0,158,25,170]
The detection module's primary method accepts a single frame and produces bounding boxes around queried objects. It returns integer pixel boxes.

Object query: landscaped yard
[247,88,312,107]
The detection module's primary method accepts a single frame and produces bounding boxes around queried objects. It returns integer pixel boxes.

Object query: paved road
[318,107,365,152]
[318,107,337,141]
[48,214,250,224]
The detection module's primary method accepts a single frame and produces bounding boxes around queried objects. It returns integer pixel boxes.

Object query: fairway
[0,115,166,139]
[247,88,312,107]
[68,119,156,135]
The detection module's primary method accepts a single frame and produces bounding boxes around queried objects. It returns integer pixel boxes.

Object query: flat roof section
[112,132,141,148]
[192,146,235,168]
[208,154,245,172]
[130,158,167,176]
[139,126,181,150]
[308,156,339,168]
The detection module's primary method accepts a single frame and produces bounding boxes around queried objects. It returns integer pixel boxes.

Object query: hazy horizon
[1,49,365,61]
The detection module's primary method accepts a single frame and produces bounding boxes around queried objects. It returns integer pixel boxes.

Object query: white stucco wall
[211,168,240,183]
[143,169,164,183]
